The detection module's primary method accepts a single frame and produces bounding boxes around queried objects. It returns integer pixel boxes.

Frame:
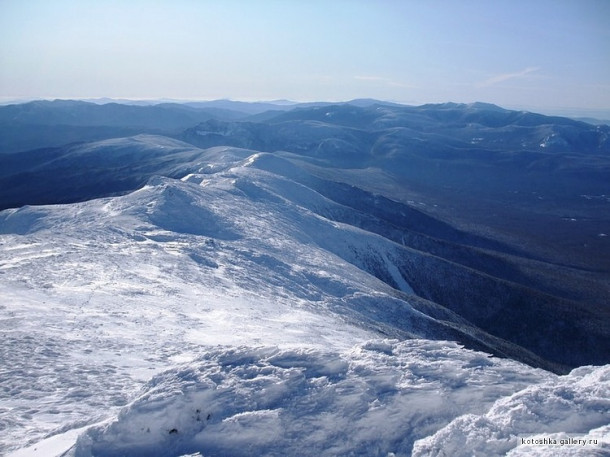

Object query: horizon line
[0,96,609,120]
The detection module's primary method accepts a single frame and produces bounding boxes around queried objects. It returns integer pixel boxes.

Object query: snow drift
[70,340,554,457]
[412,364,610,456]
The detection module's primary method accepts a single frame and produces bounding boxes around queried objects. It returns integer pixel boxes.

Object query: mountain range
[1,99,609,456]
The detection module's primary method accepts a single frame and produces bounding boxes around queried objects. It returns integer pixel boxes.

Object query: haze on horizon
[1,0,609,117]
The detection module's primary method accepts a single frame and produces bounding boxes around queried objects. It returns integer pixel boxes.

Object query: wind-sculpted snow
[69,341,550,457]
[412,365,610,456]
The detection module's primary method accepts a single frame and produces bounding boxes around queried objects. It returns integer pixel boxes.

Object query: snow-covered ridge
[2,137,609,456]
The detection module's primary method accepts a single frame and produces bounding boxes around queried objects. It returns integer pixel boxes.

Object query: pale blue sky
[1,0,609,114]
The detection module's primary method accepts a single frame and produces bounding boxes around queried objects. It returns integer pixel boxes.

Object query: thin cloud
[478,67,541,87]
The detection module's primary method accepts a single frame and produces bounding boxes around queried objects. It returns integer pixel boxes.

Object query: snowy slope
[3,134,608,370]
[2,143,609,456]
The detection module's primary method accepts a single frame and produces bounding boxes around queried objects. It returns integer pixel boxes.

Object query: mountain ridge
[1,100,609,456]
[1,140,608,371]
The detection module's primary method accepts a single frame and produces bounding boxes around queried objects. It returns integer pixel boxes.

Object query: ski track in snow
[1,148,609,456]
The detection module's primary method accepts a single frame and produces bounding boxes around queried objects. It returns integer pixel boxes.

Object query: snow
[411,365,610,456]
[2,145,609,456]
[7,425,91,457]
[68,341,549,457]
[380,250,415,294]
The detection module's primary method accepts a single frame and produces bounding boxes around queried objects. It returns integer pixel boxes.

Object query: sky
[1,0,609,115]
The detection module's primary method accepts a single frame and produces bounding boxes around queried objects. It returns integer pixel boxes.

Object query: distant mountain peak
[418,101,507,111]
[466,101,507,111]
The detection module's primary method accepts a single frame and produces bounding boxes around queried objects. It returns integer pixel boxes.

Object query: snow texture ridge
[70,340,551,457]
[412,364,610,456]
